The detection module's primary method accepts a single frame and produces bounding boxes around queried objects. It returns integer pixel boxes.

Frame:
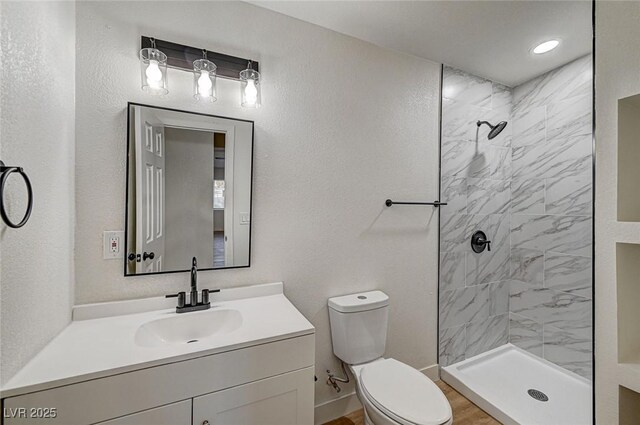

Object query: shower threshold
[441,343,592,425]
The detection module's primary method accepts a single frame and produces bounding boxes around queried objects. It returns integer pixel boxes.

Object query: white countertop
[0,282,314,399]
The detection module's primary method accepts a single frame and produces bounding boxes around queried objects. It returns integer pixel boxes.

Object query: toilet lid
[360,359,452,425]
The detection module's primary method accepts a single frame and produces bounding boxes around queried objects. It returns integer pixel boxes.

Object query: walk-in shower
[438,57,593,424]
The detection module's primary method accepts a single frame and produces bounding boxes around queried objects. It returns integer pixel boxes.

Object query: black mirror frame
[124,102,254,277]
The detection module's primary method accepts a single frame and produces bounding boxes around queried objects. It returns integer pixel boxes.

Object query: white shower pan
[441,344,592,425]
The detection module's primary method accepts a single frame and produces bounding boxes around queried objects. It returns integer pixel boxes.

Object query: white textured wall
[0,1,75,385]
[74,1,441,412]
[595,2,640,423]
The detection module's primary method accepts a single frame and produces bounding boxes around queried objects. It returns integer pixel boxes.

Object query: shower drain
[527,389,549,402]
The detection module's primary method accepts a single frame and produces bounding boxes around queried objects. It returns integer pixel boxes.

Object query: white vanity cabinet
[97,367,315,425]
[97,400,192,425]
[2,335,314,425]
[1,285,315,425]
[193,368,314,425]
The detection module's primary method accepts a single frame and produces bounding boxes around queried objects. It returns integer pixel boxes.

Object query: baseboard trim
[314,363,440,424]
[422,363,440,381]
[314,391,361,425]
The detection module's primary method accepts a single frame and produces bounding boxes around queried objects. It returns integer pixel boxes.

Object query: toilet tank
[328,291,389,365]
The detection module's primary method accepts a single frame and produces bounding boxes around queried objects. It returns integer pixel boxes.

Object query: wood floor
[323,380,499,425]
[213,231,225,267]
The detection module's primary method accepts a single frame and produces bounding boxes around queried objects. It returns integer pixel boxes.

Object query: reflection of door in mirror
[133,106,165,273]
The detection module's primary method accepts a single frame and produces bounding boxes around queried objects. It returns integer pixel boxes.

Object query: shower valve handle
[484,239,492,251]
[477,236,491,251]
[471,231,492,253]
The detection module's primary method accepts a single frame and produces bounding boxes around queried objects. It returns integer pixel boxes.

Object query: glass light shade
[140,48,168,95]
[193,59,217,102]
[239,67,261,108]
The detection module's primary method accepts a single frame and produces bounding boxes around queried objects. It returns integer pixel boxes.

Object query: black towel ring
[0,160,33,228]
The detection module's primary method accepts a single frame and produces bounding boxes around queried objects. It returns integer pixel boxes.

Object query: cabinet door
[97,400,191,425]
[193,367,314,425]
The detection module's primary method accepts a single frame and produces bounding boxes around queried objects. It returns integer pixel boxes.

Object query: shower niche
[617,94,640,222]
[619,386,640,425]
[615,95,640,425]
[616,242,640,425]
[616,243,640,365]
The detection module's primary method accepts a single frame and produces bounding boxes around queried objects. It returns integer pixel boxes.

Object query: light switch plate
[239,212,250,225]
[103,230,124,259]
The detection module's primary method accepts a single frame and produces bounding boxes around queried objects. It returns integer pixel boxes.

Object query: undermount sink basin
[135,308,243,347]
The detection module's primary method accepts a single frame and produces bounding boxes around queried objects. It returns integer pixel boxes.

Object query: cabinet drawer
[193,367,314,425]
[96,400,191,425]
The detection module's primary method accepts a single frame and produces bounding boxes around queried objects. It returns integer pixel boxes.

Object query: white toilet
[328,290,452,425]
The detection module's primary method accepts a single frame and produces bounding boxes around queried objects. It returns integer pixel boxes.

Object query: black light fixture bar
[141,36,258,80]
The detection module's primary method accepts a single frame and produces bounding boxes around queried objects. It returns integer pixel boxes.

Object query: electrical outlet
[103,231,124,259]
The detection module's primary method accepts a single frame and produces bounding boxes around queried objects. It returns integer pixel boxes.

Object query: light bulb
[244,79,258,106]
[145,60,163,88]
[197,70,212,97]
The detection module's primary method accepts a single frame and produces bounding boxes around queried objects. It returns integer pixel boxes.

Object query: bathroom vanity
[0,283,315,425]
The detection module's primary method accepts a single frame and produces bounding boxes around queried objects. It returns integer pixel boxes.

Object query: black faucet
[165,256,220,313]
[190,257,198,306]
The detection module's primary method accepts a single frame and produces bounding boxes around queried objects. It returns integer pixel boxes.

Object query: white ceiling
[251,1,592,87]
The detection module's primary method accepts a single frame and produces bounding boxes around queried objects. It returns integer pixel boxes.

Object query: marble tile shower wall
[509,55,592,380]
[439,66,513,367]
[438,56,593,381]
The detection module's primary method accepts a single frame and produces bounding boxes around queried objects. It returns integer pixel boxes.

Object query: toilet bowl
[328,291,452,425]
[350,359,452,425]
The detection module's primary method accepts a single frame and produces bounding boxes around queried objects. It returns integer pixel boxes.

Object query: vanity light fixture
[240,61,261,108]
[140,37,261,106]
[139,38,168,95]
[193,50,217,102]
[532,39,560,54]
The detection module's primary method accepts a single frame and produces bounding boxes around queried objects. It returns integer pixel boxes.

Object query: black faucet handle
[201,288,220,305]
[166,291,186,308]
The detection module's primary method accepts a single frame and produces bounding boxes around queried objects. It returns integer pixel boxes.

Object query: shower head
[477,120,508,140]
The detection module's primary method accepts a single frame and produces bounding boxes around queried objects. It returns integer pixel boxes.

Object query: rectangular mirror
[125,103,253,276]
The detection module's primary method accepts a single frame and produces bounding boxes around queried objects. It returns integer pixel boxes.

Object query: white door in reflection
[134,106,165,273]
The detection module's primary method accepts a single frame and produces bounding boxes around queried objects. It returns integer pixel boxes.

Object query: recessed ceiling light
[533,40,560,55]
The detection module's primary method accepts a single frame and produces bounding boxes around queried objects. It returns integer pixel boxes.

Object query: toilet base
[363,407,373,425]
